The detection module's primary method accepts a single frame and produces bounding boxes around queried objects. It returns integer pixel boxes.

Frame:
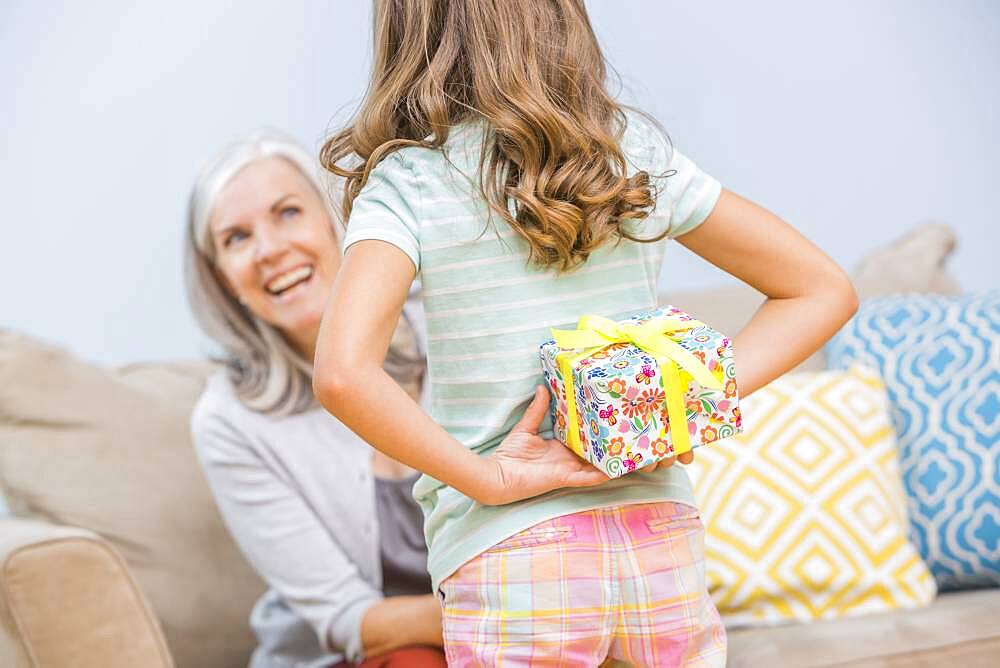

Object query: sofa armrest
[0,518,173,668]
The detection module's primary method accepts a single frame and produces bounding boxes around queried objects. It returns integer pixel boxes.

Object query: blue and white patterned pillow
[826,292,999,590]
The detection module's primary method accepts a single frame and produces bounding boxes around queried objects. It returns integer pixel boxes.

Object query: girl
[314,1,858,665]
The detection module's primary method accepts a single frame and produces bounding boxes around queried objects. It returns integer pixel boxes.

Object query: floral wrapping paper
[540,306,742,478]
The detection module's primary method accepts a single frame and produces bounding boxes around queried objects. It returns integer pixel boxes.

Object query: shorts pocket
[644,503,702,534]
[487,522,577,552]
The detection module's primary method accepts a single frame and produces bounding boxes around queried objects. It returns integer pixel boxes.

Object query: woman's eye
[224,230,248,247]
[280,206,301,220]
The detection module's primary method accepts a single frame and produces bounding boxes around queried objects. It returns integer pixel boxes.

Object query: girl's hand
[482,386,609,505]
[641,450,695,473]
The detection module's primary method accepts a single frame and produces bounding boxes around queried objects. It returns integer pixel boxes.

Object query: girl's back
[316,2,857,663]
[342,108,722,589]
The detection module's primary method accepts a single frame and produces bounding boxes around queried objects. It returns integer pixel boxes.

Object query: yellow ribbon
[551,314,724,459]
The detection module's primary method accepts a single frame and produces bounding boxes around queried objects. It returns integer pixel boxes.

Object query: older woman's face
[209,157,340,357]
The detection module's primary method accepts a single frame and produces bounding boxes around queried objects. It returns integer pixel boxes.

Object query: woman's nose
[253,226,287,263]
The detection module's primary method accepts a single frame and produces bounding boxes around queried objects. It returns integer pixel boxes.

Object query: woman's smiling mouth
[266,265,314,297]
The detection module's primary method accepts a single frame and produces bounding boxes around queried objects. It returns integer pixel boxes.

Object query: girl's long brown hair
[321,0,666,272]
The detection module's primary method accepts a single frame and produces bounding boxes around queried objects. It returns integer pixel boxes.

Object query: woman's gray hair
[184,129,423,415]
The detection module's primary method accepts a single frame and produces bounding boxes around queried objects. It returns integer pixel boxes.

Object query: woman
[184,130,446,668]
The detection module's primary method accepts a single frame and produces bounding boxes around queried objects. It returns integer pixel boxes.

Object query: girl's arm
[313,240,607,506]
[675,189,859,396]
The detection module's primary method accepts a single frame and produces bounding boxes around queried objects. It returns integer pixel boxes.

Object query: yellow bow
[550,314,723,459]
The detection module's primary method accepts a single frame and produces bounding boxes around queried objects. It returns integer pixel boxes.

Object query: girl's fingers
[678,450,695,465]
[566,464,608,487]
[512,386,549,435]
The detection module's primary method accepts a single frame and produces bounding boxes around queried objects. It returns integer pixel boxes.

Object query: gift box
[539,307,742,478]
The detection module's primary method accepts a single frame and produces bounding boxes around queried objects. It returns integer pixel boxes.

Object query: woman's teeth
[266,266,314,295]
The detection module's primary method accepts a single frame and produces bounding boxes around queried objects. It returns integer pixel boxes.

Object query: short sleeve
[660,147,722,238]
[342,152,422,272]
[621,110,722,239]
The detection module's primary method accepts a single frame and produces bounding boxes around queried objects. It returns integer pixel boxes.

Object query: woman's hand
[361,594,443,656]
[481,386,609,505]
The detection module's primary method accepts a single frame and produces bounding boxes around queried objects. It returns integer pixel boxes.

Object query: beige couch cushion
[0,518,172,668]
[0,332,264,668]
[661,222,962,371]
[727,588,1000,667]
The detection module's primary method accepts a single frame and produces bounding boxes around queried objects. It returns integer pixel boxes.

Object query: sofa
[1,223,997,667]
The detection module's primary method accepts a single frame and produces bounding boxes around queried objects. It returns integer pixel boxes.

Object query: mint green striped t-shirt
[342,111,722,591]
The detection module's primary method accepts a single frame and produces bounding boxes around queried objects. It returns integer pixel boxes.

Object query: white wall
[3,1,997,366]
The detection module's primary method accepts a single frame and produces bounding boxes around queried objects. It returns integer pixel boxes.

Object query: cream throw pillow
[687,365,936,626]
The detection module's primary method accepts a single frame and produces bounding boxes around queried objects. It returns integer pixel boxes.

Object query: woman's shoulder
[190,368,369,461]
[191,368,241,425]
[189,369,251,455]
[190,369,292,458]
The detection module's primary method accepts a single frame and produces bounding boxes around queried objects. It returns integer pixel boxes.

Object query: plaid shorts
[439,502,726,667]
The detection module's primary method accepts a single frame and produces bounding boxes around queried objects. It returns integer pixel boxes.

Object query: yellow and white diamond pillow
[687,365,936,626]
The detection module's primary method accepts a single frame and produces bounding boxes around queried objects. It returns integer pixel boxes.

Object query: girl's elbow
[838,272,860,319]
[845,282,860,318]
[805,265,858,330]
[312,358,353,411]
[829,270,860,324]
